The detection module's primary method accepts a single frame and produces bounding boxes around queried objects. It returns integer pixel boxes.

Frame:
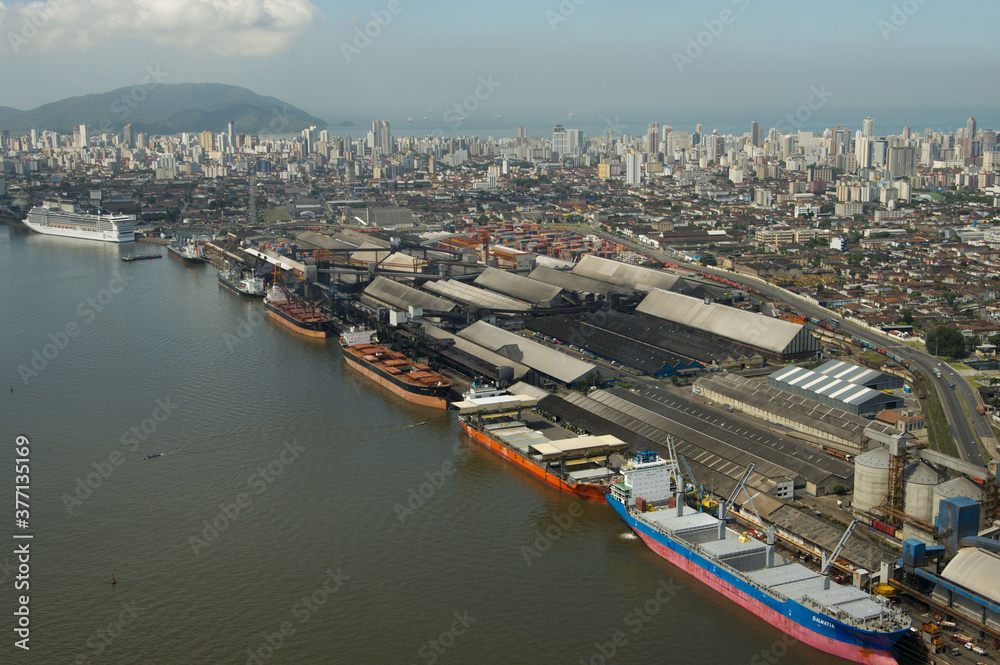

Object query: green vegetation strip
[921,381,959,457]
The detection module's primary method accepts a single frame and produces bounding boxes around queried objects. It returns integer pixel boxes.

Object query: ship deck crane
[821,519,858,576]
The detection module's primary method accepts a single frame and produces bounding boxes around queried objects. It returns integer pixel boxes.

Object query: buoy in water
[111,575,117,585]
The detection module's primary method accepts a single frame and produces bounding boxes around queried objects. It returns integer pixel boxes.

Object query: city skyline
[1,0,998,129]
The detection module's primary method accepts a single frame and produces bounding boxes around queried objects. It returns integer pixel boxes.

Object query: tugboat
[218,263,266,298]
[142,453,163,460]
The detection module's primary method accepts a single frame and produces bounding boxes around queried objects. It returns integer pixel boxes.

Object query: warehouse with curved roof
[473,267,567,308]
[424,279,532,311]
[637,289,822,359]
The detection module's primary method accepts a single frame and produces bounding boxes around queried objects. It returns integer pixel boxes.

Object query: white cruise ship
[23,201,135,243]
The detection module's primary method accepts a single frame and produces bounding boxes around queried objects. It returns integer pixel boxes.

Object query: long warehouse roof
[424,279,532,311]
[473,267,565,307]
[571,254,686,293]
[527,265,633,297]
[813,360,903,389]
[457,320,601,384]
[362,275,457,312]
[637,289,821,356]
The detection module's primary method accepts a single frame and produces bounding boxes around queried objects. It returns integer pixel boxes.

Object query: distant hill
[0,106,22,125]
[0,83,325,135]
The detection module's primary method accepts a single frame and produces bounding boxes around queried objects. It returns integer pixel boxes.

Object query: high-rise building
[552,125,570,158]
[516,126,527,146]
[862,117,874,138]
[228,121,234,149]
[198,130,214,151]
[750,121,763,148]
[371,120,391,156]
[887,146,916,177]
[855,134,872,169]
[567,128,583,154]
[965,116,977,158]
[625,152,642,186]
[123,124,134,149]
[647,122,660,155]
[77,124,89,148]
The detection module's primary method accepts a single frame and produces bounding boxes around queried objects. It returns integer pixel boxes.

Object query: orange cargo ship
[454,389,625,503]
[264,286,331,338]
[340,329,452,409]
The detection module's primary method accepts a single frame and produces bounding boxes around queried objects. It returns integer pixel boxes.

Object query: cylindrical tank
[853,447,891,514]
[903,461,938,523]
[933,477,985,526]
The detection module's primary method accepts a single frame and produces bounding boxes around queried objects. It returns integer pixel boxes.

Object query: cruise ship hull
[22,218,134,243]
[608,496,904,665]
[342,349,450,409]
[264,301,330,338]
[460,421,611,503]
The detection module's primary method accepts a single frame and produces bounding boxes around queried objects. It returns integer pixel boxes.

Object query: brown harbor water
[0,225,855,664]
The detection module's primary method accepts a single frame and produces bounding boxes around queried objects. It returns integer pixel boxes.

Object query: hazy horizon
[1,0,998,137]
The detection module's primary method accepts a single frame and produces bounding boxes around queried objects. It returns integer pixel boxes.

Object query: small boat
[142,453,163,460]
[121,254,162,262]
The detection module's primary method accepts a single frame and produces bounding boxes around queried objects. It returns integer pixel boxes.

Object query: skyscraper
[228,121,234,149]
[625,152,642,186]
[77,124,88,148]
[862,117,874,138]
[750,121,763,148]
[371,120,391,156]
[552,125,570,158]
[647,122,660,155]
[123,124,134,148]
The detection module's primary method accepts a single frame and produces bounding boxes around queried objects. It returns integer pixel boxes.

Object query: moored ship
[23,201,135,243]
[454,390,626,502]
[340,329,452,408]
[166,240,207,264]
[218,264,266,298]
[608,450,912,665]
[264,286,330,338]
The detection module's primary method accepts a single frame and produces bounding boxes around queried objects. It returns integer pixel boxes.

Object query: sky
[1,0,998,137]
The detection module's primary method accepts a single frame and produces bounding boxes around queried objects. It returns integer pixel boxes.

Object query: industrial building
[767,365,903,417]
[456,320,607,387]
[526,265,633,301]
[418,323,530,387]
[569,254,740,301]
[538,384,853,498]
[361,275,456,313]
[525,315,704,378]
[812,360,905,391]
[637,289,822,360]
[423,279,532,312]
[693,373,901,456]
[472,267,567,308]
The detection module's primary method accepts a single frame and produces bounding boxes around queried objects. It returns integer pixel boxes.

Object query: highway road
[594,229,994,468]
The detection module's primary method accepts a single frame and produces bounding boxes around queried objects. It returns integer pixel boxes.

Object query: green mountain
[0,106,22,125]
[0,83,326,135]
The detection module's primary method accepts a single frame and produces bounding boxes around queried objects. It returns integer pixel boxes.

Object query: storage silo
[853,447,891,514]
[903,461,938,523]
[933,477,984,527]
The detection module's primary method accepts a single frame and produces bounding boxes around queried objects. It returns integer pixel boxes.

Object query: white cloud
[2,0,322,56]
